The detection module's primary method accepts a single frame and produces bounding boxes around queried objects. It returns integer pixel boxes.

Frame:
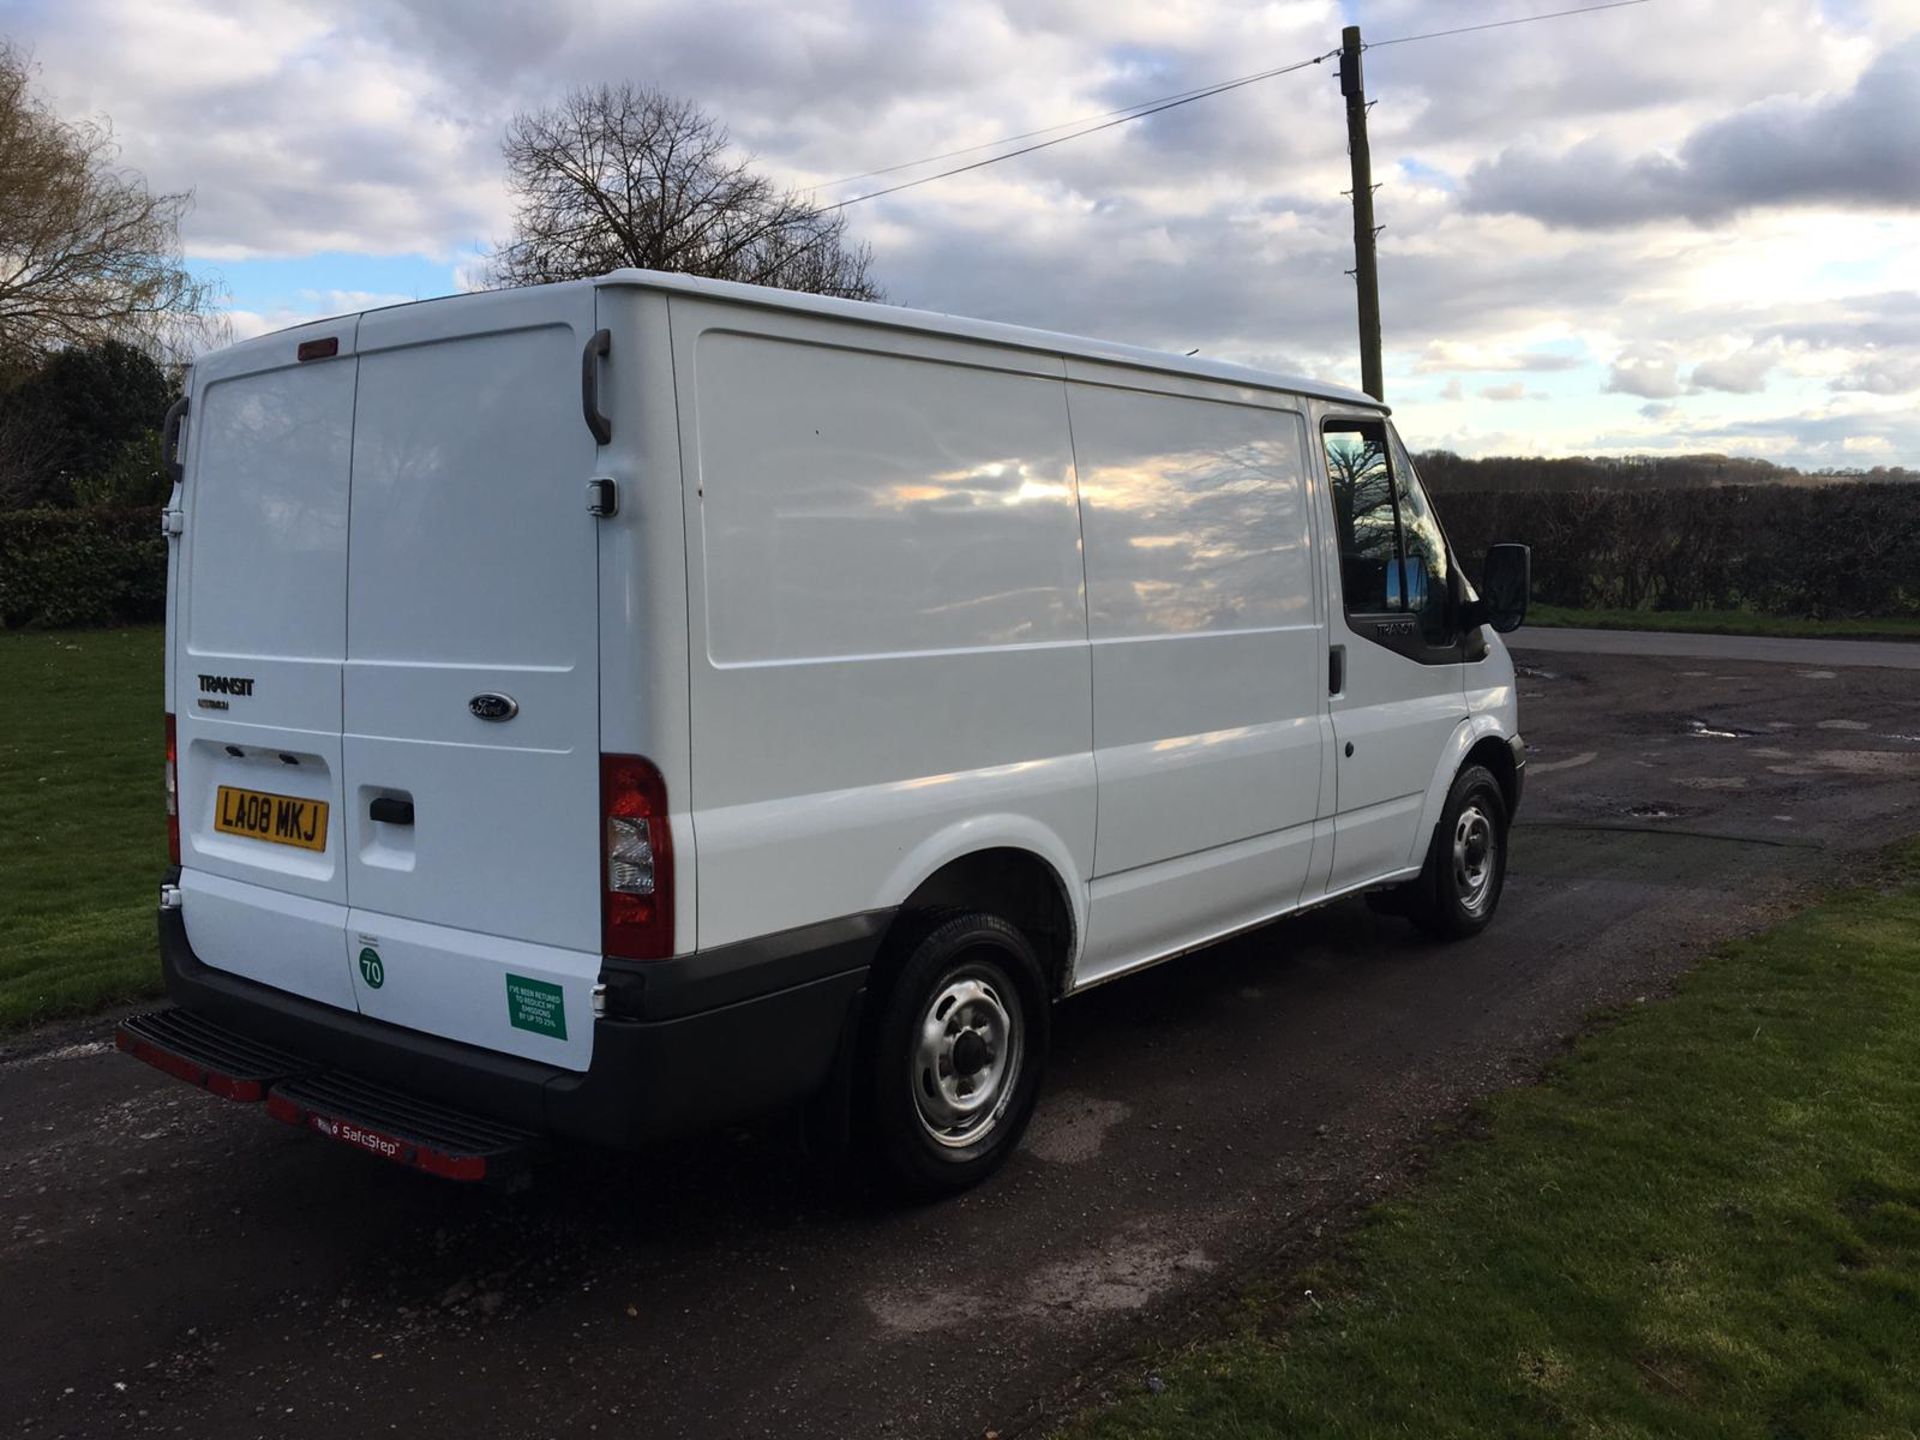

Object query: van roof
[208,268,1385,413]
[596,268,1386,412]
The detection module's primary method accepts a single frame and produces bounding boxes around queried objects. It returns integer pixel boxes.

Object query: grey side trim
[600,908,894,1021]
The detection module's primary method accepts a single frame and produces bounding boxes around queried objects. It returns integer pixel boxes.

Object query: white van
[120,271,1530,1195]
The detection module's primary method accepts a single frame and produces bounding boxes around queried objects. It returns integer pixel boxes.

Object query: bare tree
[0,44,213,366]
[490,85,881,300]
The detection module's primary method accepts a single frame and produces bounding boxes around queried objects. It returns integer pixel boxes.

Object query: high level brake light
[165,713,180,864]
[601,754,673,961]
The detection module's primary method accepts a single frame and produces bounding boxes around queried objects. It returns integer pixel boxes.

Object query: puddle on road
[1678,776,1748,790]
[1796,670,1837,680]
[1532,750,1597,775]
[1686,718,1762,740]
[1514,664,1562,681]
[1623,803,1685,819]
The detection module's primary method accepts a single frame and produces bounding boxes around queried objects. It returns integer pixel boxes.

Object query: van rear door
[338,285,604,1069]
[175,320,360,1011]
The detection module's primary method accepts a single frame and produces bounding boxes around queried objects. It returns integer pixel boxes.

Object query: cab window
[1323,418,1454,646]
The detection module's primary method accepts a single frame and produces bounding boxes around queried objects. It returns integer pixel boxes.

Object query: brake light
[601,754,673,961]
[165,713,180,864]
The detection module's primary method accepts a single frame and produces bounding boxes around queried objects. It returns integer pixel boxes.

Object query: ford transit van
[120,271,1529,1196]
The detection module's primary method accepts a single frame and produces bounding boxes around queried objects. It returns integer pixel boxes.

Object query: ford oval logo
[469,693,518,722]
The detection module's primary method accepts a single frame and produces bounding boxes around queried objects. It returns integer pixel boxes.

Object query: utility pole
[1340,24,1383,402]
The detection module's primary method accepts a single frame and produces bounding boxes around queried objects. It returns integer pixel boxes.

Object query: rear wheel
[1404,763,1509,940]
[865,911,1049,1199]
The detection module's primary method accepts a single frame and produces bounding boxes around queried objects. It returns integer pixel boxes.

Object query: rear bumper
[157,906,877,1149]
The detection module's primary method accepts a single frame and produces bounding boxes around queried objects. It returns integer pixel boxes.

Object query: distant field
[0,627,165,1033]
[1527,604,1920,641]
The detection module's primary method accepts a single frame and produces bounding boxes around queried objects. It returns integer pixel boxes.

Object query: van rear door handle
[581,328,612,445]
[1329,645,1345,696]
[369,797,414,826]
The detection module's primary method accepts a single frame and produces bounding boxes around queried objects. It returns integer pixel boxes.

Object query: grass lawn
[1526,603,1920,642]
[1064,844,1920,1440]
[1,626,166,1033]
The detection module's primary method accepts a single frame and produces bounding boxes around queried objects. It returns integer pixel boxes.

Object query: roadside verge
[1061,841,1920,1439]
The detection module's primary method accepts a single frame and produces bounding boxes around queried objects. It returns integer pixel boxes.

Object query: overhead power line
[819,52,1337,211]
[1366,0,1651,49]
[818,0,1654,211]
[815,59,1335,190]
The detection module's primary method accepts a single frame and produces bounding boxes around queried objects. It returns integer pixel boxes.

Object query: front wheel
[865,911,1049,1199]
[1405,763,1509,940]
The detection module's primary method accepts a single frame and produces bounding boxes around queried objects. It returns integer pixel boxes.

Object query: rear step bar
[116,1007,536,1183]
[267,1074,536,1183]
[116,1008,306,1101]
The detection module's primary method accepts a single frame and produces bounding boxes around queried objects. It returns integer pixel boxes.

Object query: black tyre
[1404,764,1509,941]
[864,910,1049,1199]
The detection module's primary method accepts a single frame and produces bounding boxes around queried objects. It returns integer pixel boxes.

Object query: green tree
[0,41,213,365]
[0,340,173,507]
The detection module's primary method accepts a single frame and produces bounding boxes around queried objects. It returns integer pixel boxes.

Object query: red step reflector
[115,1026,266,1101]
[296,336,339,362]
[266,1091,489,1182]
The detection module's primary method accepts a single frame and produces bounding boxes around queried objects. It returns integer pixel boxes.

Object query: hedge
[1438,481,1920,620]
[0,506,167,629]
[5,481,1918,631]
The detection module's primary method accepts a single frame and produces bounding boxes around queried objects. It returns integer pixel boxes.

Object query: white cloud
[1606,351,1684,400]
[8,0,1917,468]
[1690,346,1776,394]
[1830,354,1920,394]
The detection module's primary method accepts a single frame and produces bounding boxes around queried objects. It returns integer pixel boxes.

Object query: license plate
[214,785,329,852]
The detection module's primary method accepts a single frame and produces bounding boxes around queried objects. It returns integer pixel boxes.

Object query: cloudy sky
[7,0,1918,467]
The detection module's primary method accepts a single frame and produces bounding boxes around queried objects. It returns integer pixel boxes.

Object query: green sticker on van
[505,974,567,1040]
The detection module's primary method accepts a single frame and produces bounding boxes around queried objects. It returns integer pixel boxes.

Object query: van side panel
[1066,371,1325,986]
[673,301,1096,950]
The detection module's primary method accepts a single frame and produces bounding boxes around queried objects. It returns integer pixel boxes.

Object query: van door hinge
[161,509,184,537]
[586,477,618,518]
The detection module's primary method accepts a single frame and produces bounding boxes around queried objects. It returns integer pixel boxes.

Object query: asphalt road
[1517,623,1920,670]
[5,637,1918,1439]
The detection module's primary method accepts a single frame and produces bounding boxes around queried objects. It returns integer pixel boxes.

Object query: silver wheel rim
[1453,803,1497,915]
[911,959,1023,1150]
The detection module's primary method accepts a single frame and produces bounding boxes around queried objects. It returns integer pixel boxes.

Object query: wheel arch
[1412,716,1516,864]
[877,831,1084,1000]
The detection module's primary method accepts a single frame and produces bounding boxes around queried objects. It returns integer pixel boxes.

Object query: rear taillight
[601,754,673,961]
[164,713,180,864]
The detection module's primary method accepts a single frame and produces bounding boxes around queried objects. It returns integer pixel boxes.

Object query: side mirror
[1473,543,1530,634]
